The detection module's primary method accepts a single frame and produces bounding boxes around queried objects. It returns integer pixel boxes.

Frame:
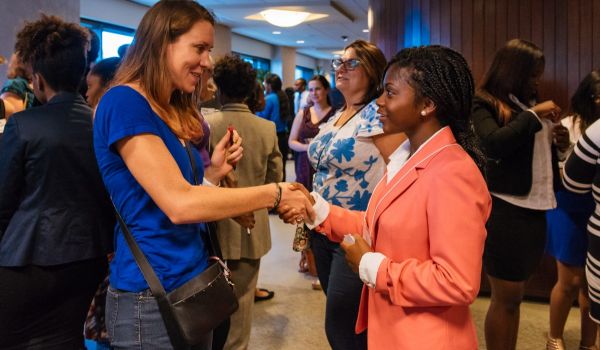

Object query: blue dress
[546,189,594,266]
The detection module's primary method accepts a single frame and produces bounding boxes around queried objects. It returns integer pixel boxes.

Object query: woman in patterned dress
[305,39,404,349]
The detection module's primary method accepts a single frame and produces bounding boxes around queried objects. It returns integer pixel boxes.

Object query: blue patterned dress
[308,99,385,211]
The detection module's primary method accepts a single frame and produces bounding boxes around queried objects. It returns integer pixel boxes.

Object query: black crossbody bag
[113,142,238,349]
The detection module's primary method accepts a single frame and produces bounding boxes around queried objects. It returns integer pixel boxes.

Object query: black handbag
[113,142,238,349]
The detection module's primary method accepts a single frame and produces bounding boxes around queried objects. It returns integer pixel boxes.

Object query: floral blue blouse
[308,100,385,210]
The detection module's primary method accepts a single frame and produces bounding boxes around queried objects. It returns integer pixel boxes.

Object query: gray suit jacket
[205,103,283,260]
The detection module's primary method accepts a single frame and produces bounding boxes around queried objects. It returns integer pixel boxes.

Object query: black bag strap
[110,143,223,350]
[184,141,224,259]
[113,204,188,350]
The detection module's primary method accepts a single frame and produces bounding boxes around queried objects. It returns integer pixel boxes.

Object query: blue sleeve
[1,78,29,99]
[257,95,274,121]
[95,87,162,150]
[0,117,25,237]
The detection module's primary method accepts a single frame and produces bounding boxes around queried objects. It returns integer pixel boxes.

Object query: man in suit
[206,55,283,350]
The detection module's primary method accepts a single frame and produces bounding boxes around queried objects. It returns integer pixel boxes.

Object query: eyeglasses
[331,58,360,71]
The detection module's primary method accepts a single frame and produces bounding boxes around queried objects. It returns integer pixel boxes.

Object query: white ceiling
[129,0,370,59]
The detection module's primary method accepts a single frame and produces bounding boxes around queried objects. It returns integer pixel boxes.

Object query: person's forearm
[165,184,278,224]
[289,140,308,152]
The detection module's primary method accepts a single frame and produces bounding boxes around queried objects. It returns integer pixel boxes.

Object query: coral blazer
[317,127,491,349]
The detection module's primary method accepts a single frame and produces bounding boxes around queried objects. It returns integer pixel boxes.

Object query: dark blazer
[471,96,543,195]
[0,92,114,266]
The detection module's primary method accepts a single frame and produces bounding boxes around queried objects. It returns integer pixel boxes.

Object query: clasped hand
[276,183,315,224]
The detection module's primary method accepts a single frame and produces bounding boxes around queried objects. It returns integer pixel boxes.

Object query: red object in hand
[227,125,237,169]
[227,125,235,146]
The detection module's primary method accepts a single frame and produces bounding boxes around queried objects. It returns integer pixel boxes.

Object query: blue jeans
[106,286,212,350]
[310,232,367,350]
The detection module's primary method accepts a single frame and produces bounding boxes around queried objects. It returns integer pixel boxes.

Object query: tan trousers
[223,258,261,350]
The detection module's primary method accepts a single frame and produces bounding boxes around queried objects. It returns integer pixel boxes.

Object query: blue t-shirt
[94,86,209,292]
[257,92,286,133]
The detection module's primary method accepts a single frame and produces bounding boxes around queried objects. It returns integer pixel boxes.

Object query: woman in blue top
[93,2,313,349]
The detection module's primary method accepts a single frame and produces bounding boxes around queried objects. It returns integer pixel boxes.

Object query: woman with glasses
[306,39,404,349]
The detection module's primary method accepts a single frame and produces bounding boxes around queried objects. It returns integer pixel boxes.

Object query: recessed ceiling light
[363,29,369,33]
[272,31,281,35]
[296,40,305,44]
[261,9,310,27]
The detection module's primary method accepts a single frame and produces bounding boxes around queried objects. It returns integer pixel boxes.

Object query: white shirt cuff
[202,177,217,187]
[305,191,330,229]
[359,252,386,288]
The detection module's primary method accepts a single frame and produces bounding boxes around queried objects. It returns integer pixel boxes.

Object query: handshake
[276,182,316,225]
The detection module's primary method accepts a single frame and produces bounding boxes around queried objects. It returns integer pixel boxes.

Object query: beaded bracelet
[272,182,282,209]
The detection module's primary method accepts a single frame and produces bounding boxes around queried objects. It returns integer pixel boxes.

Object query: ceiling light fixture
[260,9,310,27]
[272,31,282,35]
[296,40,305,44]
[363,29,369,33]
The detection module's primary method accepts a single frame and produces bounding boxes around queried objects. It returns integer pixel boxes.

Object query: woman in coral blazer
[282,46,491,349]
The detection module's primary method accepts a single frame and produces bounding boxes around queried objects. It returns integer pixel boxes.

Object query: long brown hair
[477,39,545,124]
[112,0,214,140]
[571,70,600,133]
[344,39,387,106]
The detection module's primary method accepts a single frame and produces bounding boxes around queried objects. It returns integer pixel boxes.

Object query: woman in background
[86,57,121,108]
[306,39,404,349]
[472,38,569,350]
[545,71,600,350]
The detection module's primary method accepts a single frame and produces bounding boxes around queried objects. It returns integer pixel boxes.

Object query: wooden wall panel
[369,0,600,110]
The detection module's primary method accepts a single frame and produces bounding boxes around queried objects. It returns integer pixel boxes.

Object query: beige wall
[212,24,232,60]
[0,0,80,84]
[271,46,296,88]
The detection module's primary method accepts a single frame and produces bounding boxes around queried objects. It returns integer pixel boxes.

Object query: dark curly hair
[386,45,485,171]
[213,54,257,102]
[15,14,89,92]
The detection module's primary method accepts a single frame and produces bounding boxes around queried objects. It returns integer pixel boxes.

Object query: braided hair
[385,45,485,171]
